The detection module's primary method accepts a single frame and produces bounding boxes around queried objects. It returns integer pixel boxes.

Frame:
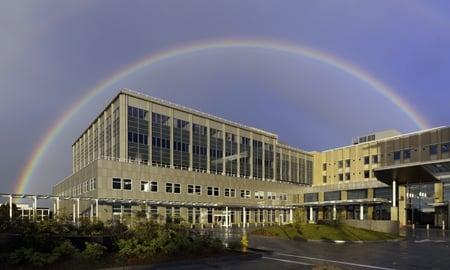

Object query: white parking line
[276,253,395,270]
[262,256,312,266]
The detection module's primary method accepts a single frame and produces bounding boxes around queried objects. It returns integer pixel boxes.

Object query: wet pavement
[131,227,450,269]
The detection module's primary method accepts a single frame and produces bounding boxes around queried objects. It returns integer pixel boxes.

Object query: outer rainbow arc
[15,38,430,194]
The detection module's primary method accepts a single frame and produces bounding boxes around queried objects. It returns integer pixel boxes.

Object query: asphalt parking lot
[122,228,450,269]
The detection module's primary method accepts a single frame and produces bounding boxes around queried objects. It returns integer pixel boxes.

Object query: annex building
[52,89,450,228]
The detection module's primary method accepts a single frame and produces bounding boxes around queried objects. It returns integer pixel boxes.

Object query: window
[393,151,401,161]
[364,156,370,165]
[123,179,132,190]
[304,193,318,202]
[338,160,343,168]
[403,149,411,160]
[345,173,351,181]
[112,178,121,189]
[166,183,173,193]
[150,181,158,192]
[345,159,351,168]
[188,184,194,194]
[322,176,327,183]
[187,185,201,195]
[174,184,181,194]
[240,189,251,199]
[267,192,276,200]
[207,186,219,196]
[279,193,288,201]
[430,145,438,155]
[372,155,378,164]
[141,181,149,192]
[364,170,370,179]
[255,191,264,199]
[322,163,327,171]
[338,174,344,181]
[225,188,236,197]
[442,143,450,153]
[324,191,341,201]
[347,189,368,200]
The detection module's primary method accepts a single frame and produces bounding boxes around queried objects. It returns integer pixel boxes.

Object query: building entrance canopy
[373,159,450,185]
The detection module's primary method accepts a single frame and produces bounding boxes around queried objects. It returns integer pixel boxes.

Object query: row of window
[60,178,96,197]
[323,155,379,171]
[392,143,450,161]
[111,178,288,200]
[323,170,372,183]
[305,188,390,203]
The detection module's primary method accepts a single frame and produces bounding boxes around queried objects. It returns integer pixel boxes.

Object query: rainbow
[15,38,430,193]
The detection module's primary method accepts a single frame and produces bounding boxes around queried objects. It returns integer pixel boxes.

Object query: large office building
[53,89,450,228]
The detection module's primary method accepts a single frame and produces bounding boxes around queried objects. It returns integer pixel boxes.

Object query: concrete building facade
[52,89,450,228]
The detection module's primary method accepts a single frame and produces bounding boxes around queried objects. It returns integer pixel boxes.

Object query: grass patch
[252,223,399,241]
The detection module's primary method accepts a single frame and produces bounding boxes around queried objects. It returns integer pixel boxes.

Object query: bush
[9,240,79,268]
[81,242,107,261]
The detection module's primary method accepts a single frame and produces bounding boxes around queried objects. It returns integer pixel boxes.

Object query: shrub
[53,240,79,258]
[81,242,107,261]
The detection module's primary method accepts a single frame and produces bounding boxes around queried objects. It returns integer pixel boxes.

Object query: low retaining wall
[342,220,399,235]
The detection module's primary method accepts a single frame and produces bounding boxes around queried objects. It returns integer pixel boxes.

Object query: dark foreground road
[114,228,450,269]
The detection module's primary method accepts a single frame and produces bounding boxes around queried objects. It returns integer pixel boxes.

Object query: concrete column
[56,197,60,218]
[262,142,265,180]
[222,124,226,176]
[249,134,253,179]
[148,102,152,165]
[72,202,76,223]
[288,151,291,182]
[76,198,80,223]
[225,207,229,228]
[360,204,364,220]
[206,120,210,173]
[95,199,99,219]
[243,207,247,227]
[392,180,397,207]
[90,203,94,221]
[189,114,193,171]
[170,109,174,168]
[309,207,313,222]
[289,208,293,223]
[333,205,337,221]
[237,129,240,176]
[279,148,283,180]
[273,141,276,181]
[32,196,37,221]
[9,195,13,220]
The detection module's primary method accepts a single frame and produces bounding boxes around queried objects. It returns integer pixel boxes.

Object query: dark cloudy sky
[1,0,450,194]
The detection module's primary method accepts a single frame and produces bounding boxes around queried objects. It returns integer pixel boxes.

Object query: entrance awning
[373,159,450,185]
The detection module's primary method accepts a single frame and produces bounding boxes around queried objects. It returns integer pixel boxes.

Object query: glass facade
[347,189,368,200]
[281,153,289,181]
[128,106,149,162]
[239,136,251,177]
[304,193,319,202]
[225,132,237,176]
[152,112,171,166]
[210,128,223,174]
[290,155,298,183]
[324,191,341,201]
[252,140,263,179]
[264,143,274,179]
[192,123,207,171]
[173,118,190,169]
